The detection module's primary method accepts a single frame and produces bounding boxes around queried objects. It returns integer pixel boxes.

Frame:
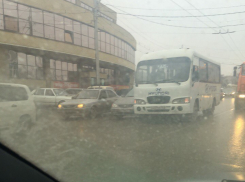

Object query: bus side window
[192,65,199,81]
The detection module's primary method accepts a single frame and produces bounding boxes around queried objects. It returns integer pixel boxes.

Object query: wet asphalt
[1,97,245,182]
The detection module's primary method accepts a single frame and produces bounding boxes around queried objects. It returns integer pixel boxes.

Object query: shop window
[56,70,62,80]
[50,59,77,81]
[5,16,18,32]
[16,54,44,80]
[65,30,73,43]
[68,63,73,71]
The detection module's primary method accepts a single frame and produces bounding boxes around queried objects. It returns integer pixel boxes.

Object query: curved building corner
[0,0,136,90]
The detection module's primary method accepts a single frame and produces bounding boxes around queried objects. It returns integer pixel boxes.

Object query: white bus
[134,49,221,121]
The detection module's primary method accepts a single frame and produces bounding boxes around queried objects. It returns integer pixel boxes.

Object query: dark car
[116,89,130,97]
[111,89,134,119]
[58,89,119,119]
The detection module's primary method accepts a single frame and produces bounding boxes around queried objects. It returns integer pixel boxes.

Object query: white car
[0,83,36,132]
[33,88,72,108]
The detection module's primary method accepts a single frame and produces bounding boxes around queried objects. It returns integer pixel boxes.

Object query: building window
[0,0,135,63]
[50,59,77,81]
[5,16,18,32]
[19,19,30,34]
[18,4,30,20]
[9,52,44,80]
[32,22,44,37]
[65,30,73,43]
[4,0,17,17]
[55,28,64,41]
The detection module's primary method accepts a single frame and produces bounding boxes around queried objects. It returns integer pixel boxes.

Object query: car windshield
[136,57,191,84]
[126,89,134,97]
[53,89,65,95]
[76,90,99,99]
[57,90,69,96]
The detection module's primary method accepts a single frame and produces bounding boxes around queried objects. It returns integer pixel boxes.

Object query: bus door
[191,57,200,110]
[199,59,209,110]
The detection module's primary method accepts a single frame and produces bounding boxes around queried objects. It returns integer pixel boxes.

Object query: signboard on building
[53,81,79,88]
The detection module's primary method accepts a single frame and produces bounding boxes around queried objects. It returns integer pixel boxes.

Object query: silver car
[111,89,134,119]
[58,89,119,119]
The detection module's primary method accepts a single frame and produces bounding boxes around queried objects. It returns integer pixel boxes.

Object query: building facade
[0,0,136,90]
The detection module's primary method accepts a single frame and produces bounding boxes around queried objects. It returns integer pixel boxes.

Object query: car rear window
[0,86,28,101]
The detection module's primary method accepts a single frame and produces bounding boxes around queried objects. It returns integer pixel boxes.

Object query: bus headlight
[172,97,190,104]
[134,99,146,105]
[238,94,245,98]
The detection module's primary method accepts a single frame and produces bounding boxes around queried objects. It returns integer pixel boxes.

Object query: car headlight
[77,104,84,108]
[112,103,118,108]
[172,97,190,104]
[238,94,245,98]
[58,104,62,108]
[134,99,146,105]
[232,92,235,95]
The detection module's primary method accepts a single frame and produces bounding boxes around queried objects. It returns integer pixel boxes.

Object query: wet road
[1,98,245,182]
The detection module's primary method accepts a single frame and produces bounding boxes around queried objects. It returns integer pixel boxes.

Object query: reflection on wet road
[1,98,245,182]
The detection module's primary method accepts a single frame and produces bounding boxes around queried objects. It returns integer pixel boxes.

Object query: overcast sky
[101,0,245,75]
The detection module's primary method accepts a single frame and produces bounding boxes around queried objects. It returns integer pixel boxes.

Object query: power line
[102,9,245,19]
[100,8,245,29]
[104,3,245,11]
[183,0,243,61]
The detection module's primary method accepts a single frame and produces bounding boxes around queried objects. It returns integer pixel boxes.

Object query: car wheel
[184,102,198,122]
[90,107,98,119]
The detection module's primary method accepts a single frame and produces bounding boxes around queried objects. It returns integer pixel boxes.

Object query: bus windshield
[136,57,191,84]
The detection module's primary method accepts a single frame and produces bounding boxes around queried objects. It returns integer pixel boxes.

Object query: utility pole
[94,0,100,85]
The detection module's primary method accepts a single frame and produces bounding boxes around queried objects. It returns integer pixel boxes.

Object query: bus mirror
[233,67,237,77]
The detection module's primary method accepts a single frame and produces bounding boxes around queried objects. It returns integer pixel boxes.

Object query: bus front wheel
[184,102,198,122]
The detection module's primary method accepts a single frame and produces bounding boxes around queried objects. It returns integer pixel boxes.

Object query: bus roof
[140,49,220,66]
